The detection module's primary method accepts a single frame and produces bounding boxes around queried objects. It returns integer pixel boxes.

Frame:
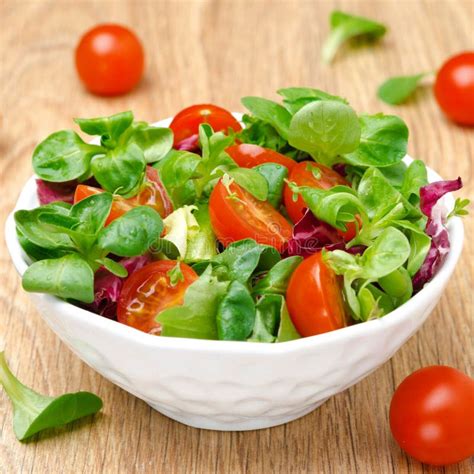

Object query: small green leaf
[252,256,302,295]
[157,267,228,340]
[98,206,163,257]
[22,254,95,303]
[322,10,387,64]
[343,114,408,168]
[378,73,429,105]
[98,257,128,278]
[241,97,292,139]
[288,100,361,164]
[91,143,146,198]
[254,163,288,208]
[167,261,185,287]
[126,125,173,163]
[33,130,103,182]
[448,197,470,219]
[74,111,134,147]
[0,351,102,441]
[227,168,269,201]
[70,192,113,235]
[216,280,256,341]
[276,298,301,342]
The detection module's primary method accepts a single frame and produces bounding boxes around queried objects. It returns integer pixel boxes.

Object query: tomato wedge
[117,261,198,334]
[286,251,346,337]
[209,179,292,252]
[226,144,296,170]
[170,104,242,146]
[74,167,173,225]
[283,161,349,224]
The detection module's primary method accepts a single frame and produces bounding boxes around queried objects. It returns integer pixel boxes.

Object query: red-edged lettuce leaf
[284,209,345,258]
[84,255,152,318]
[413,178,462,291]
[36,179,76,205]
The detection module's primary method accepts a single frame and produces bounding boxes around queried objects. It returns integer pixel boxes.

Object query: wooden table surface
[0,0,472,472]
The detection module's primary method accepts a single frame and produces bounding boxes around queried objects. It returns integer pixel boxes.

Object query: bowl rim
[4,115,465,354]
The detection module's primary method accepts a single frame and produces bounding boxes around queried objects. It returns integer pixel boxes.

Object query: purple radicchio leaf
[332,163,347,177]
[412,178,462,292]
[284,209,345,258]
[176,134,200,152]
[36,179,76,205]
[84,254,153,319]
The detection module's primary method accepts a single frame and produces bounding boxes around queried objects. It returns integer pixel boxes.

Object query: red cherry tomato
[283,161,349,224]
[226,144,297,171]
[390,366,474,466]
[117,261,198,334]
[74,167,172,225]
[434,52,474,125]
[75,24,144,96]
[286,251,346,337]
[169,104,242,146]
[209,179,292,252]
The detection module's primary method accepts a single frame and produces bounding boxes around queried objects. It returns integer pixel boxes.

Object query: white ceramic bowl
[4,117,464,431]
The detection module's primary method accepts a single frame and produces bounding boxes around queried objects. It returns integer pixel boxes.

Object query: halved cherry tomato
[226,144,297,171]
[75,24,144,96]
[390,366,474,466]
[117,260,198,334]
[169,104,242,146]
[74,167,173,225]
[286,251,346,337]
[209,179,292,252]
[434,52,474,125]
[283,161,349,224]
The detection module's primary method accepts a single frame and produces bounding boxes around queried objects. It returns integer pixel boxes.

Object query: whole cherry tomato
[75,24,144,96]
[117,261,198,334]
[209,179,292,252]
[74,167,172,225]
[434,52,474,125]
[286,251,346,336]
[390,366,474,466]
[226,144,297,170]
[169,104,242,146]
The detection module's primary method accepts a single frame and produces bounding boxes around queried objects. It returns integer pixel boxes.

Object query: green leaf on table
[241,97,292,139]
[0,351,102,441]
[343,114,408,167]
[98,206,163,257]
[252,256,302,295]
[74,111,134,148]
[288,100,361,165]
[157,267,228,340]
[33,130,103,182]
[253,163,288,208]
[91,142,146,198]
[22,253,95,303]
[377,73,429,105]
[322,10,387,64]
[217,280,256,341]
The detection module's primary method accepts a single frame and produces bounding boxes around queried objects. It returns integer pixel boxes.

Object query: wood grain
[0,0,472,472]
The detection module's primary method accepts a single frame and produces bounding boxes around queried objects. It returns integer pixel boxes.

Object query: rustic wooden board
[0,0,472,472]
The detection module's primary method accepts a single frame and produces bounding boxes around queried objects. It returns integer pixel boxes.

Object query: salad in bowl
[11,88,467,344]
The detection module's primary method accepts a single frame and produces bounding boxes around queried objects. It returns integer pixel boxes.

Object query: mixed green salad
[14,88,467,342]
